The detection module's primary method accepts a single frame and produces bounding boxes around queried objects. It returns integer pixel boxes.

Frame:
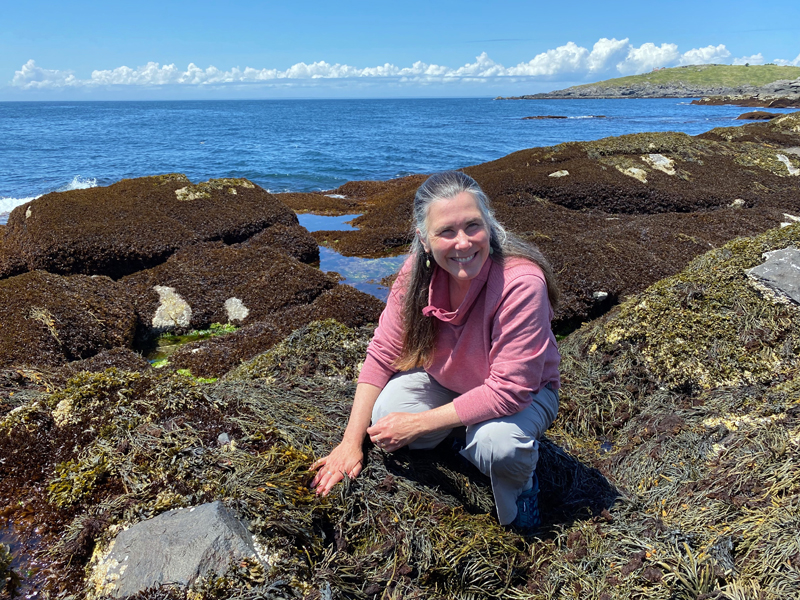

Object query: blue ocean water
[1,97,791,222]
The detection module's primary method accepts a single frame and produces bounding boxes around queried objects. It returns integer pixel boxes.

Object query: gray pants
[371,368,559,525]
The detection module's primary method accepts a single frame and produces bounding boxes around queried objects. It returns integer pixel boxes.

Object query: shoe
[510,473,541,534]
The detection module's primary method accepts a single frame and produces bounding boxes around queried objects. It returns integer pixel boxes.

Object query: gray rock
[747,246,800,305]
[90,501,263,598]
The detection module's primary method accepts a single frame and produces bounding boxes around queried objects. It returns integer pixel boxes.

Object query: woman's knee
[465,421,537,481]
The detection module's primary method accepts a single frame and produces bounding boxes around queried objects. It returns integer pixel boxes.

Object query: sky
[2,0,800,101]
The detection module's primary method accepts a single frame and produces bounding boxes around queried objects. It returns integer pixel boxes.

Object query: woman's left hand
[366,412,423,452]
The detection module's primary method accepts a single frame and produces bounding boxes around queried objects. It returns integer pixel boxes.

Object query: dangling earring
[426,255,431,268]
[489,246,494,255]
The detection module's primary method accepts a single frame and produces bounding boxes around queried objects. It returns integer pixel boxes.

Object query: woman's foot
[510,473,541,534]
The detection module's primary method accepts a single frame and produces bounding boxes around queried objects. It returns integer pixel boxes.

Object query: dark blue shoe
[510,473,541,534]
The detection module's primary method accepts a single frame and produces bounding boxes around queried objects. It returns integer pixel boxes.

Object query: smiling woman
[309,171,562,535]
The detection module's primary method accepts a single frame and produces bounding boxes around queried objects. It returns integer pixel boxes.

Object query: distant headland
[497,64,800,108]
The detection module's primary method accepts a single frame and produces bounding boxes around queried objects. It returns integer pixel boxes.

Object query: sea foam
[0,176,98,224]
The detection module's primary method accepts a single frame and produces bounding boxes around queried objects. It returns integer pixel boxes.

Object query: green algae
[146,322,239,366]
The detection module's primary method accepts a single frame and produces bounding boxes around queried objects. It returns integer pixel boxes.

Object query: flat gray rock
[90,501,262,598]
[747,246,800,305]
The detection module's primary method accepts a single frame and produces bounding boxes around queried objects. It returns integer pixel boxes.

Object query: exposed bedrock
[0,271,137,369]
[280,112,800,331]
[1,175,302,279]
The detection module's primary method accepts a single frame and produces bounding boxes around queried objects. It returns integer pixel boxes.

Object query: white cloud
[774,53,800,67]
[10,40,795,90]
[616,43,681,75]
[12,59,80,88]
[586,38,631,72]
[679,44,731,65]
[732,53,764,66]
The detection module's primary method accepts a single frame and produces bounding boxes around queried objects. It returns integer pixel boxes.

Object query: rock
[737,111,783,120]
[781,213,800,228]
[0,228,25,280]
[297,117,800,331]
[777,154,800,176]
[122,241,336,335]
[747,246,800,305]
[90,501,263,598]
[730,199,746,208]
[0,271,137,369]
[2,175,299,279]
[549,170,569,178]
[641,153,676,175]
[242,223,319,264]
[616,166,648,183]
[151,286,193,330]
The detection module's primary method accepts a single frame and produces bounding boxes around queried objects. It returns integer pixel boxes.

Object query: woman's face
[419,191,491,289]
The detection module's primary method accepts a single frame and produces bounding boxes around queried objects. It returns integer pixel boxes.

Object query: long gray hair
[395,170,560,370]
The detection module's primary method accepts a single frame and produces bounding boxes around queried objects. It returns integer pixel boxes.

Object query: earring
[489,246,494,255]
[426,255,431,268]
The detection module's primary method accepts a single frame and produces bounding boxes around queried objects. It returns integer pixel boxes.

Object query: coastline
[2,109,800,600]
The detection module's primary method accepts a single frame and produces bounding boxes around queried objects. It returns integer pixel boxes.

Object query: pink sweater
[358,255,561,426]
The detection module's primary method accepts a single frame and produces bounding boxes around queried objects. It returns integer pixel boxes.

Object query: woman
[310,170,560,533]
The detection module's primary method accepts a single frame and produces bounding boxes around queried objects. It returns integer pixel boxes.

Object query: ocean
[1,97,791,224]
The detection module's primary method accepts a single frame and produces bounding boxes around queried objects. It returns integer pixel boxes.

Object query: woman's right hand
[309,441,364,496]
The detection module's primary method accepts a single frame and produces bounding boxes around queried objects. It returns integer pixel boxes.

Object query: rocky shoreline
[2,113,800,599]
[498,75,800,108]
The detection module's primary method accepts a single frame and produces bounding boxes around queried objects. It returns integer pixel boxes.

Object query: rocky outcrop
[3,223,799,599]
[737,111,784,120]
[122,241,337,336]
[0,271,137,369]
[0,228,26,279]
[1,175,299,280]
[692,77,800,108]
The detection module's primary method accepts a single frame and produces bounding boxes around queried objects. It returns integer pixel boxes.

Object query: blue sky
[3,0,799,100]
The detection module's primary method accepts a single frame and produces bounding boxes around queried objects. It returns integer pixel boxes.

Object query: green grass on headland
[572,63,800,90]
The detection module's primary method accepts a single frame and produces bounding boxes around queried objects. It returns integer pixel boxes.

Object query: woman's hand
[366,412,423,452]
[309,441,364,497]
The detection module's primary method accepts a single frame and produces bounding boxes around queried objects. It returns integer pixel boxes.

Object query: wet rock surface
[91,501,261,598]
[737,110,784,120]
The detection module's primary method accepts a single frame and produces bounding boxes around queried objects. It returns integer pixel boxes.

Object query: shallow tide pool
[297,212,406,300]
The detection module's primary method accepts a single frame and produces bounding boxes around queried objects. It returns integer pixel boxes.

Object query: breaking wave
[0,176,98,224]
